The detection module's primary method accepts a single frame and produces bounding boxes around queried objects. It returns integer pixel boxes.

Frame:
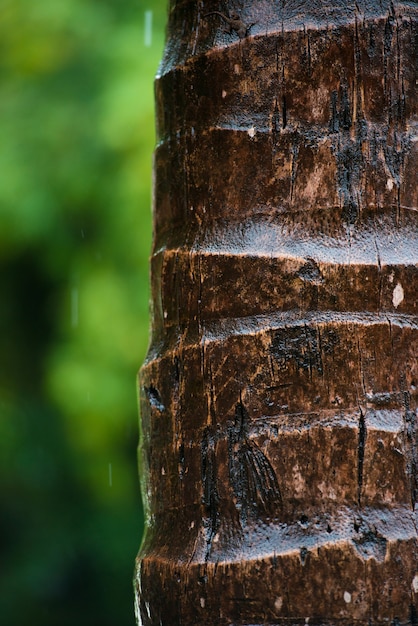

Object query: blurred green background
[0,1,167,624]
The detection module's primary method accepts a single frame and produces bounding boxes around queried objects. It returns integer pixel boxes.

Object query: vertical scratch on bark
[290,140,299,204]
[191,2,201,56]
[383,6,395,95]
[271,98,280,152]
[357,408,367,506]
[208,362,217,427]
[386,316,394,355]
[403,390,418,510]
[282,95,287,129]
[374,236,383,310]
[357,338,367,397]
[201,426,219,553]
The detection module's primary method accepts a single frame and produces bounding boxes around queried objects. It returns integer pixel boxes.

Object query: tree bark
[135,2,418,624]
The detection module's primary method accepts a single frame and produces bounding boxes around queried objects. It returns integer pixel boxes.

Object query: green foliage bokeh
[0,1,167,623]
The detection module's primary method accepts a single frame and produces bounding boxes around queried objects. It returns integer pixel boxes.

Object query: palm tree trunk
[135,2,418,624]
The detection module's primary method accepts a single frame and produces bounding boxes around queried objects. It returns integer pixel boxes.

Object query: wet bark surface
[135,1,418,624]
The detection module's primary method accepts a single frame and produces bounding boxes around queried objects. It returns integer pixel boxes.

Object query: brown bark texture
[134,1,418,624]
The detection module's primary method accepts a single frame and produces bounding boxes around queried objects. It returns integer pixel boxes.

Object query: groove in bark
[135,1,418,624]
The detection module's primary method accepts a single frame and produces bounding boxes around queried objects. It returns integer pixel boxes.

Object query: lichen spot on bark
[393,283,404,308]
